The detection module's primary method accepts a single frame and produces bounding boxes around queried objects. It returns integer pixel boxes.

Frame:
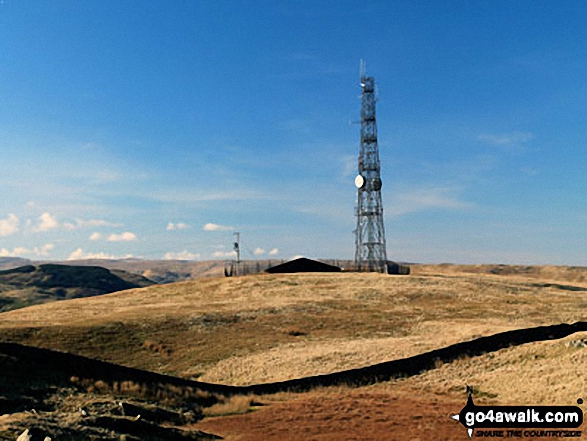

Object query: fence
[223,259,409,276]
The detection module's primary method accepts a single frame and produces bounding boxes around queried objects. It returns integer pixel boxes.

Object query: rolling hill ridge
[0,264,155,312]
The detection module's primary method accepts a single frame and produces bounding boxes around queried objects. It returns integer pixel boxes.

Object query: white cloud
[478,131,534,146]
[163,250,201,260]
[33,243,55,256]
[0,243,54,257]
[203,223,234,232]
[107,232,138,242]
[89,232,102,241]
[67,248,133,260]
[389,187,471,217]
[269,248,279,255]
[84,219,122,227]
[150,189,271,204]
[63,218,123,231]
[166,222,189,231]
[0,246,29,257]
[213,250,237,258]
[0,213,19,237]
[253,248,265,255]
[31,212,59,233]
[68,248,88,260]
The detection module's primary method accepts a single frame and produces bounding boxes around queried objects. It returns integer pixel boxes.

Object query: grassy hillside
[0,267,586,385]
[413,263,587,284]
[1,264,587,439]
[0,264,155,312]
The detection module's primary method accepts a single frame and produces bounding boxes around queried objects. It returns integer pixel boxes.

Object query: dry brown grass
[195,386,466,441]
[2,263,587,441]
[0,266,586,394]
[412,263,587,284]
[381,331,587,405]
[203,395,259,417]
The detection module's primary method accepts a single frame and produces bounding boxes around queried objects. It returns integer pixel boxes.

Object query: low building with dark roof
[265,257,341,274]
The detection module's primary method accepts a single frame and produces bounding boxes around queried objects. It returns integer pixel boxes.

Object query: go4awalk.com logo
[451,387,584,438]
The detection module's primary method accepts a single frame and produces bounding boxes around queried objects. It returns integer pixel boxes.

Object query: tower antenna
[354,62,388,272]
[233,231,240,264]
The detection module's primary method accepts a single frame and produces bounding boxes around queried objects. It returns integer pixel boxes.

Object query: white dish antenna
[355,174,365,188]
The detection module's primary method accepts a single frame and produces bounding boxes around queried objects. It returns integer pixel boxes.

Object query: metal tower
[354,61,387,272]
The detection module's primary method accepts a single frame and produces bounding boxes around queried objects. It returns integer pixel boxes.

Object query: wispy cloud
[30,212,59,233]
[150,189,273,204]
[294,204,347,220]
[35,243,55,256]
[96,171,120,182]
[269,248,279,256]
[0,213,19,237]
[67,248,133,260]
[166,222,189,231]
[63,219,123,231]
[89,232,102,241]
[0,246,29,257]
[253,247,265,255]
[478,131,534,146]
[163,250,200,260]
[107,232,138,242]
[212,250,237,258]
[388,187,471,217]
[520,166,539,176]
[340,154,357,180]
[0,243,55,257]
[203,223,234,232]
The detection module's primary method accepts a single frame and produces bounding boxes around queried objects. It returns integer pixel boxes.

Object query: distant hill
[0,258,243,283]
[59,258,340,282]
[0,257,31,271]
[0,264,155,312]
[1,256,584,285]
[54,259,226,283]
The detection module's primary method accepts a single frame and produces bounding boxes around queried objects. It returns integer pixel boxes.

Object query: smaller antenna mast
[233,232,240,264]
[360,59,366,80]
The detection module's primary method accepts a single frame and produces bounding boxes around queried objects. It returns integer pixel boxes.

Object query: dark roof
[386,261,411,275]
[265,257,341,274]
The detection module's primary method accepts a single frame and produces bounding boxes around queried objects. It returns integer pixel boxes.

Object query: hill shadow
[0,264,155,312]
[2,321,586,397]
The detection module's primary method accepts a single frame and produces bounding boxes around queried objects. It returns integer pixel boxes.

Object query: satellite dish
[372,177,382,191]
[355,175,365,189]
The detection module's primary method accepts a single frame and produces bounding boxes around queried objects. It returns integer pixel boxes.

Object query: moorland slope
[1,266,586,383]
[0,264,155,312]
[1,264,587,440]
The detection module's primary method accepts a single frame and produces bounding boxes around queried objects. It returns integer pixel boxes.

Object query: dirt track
[195,389,465,441]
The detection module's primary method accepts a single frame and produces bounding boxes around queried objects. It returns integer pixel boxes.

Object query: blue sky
[0,1,586,264]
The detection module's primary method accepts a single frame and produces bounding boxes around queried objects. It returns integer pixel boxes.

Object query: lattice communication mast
[354,61,388,272]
